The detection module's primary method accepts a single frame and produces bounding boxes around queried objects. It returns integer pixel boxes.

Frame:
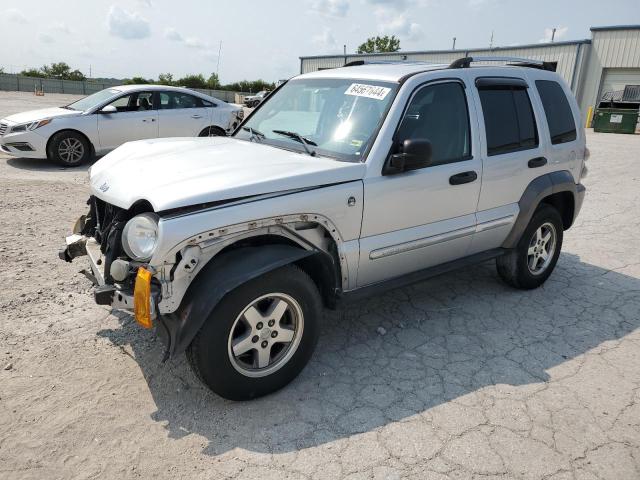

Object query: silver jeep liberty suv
[61,57,587,400]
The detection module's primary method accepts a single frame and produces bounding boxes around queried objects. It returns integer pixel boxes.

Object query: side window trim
[387,78,473,171]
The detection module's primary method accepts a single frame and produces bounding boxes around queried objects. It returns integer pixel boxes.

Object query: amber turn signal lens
[134,267,153,329]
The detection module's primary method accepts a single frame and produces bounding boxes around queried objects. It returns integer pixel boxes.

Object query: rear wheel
[198,126,226,137]
[496,204,563,289]
[48,131,91,167]
[186,265,321,400]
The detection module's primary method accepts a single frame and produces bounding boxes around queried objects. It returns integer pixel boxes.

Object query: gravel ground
[0,92,639,480]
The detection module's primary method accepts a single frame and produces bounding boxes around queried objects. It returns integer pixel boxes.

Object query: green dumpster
[593,108,639,134]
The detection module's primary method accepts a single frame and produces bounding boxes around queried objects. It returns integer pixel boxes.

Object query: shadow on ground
[98,252,640,455]
[6,156,98,172]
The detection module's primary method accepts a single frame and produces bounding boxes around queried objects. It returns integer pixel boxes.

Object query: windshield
[66,88,121,111]
[234,78,397,161]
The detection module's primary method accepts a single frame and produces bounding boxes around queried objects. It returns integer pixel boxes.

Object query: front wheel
[496,204,563,289]
[186,265,321,400]
[48,131,91,167]
[198,126,226,137]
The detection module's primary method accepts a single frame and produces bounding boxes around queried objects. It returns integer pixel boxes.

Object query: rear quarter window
[535,80,577,144]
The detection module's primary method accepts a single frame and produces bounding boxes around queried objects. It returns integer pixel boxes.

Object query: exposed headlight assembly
[122,213,159,261]
[10,119,53,133]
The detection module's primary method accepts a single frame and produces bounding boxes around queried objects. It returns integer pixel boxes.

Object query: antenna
[551,28,556,42]
[452,37,456,50]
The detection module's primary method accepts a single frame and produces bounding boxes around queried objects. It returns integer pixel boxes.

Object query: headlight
[10,119,52,133]
[122,213,159,261]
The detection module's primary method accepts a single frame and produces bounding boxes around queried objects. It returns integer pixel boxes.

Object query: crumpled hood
[89,137,366,211]
[2,107,81,124]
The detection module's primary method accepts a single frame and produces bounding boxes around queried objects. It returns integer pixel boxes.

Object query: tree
[206,72,220,89]
[357,35,401,54]
[157,73,174,85]
[124,76,152,84]
[176,74,207,89]
[67,69,86,81]
[20,68,47,78]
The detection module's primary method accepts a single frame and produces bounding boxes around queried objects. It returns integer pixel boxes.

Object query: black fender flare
[158,245,315,357]
[502,170,583,249]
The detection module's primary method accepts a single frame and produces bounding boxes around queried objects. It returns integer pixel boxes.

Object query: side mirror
[99,105,117,114]
[384,139,432,175]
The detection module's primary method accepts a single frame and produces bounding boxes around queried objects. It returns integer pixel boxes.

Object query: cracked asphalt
[0,92,639,479]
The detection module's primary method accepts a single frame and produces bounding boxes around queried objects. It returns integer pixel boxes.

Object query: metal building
[299,25,640,118]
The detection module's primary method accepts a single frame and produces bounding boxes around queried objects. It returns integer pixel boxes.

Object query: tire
[186,265,321,400]
[198,126,226,137]
[48,131,91,167]
[496,204,563,289]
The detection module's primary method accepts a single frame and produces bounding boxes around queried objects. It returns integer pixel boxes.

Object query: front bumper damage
[59,231,159,321]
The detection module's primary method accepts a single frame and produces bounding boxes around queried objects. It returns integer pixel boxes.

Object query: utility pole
[89,64,92,79]
[489,30,494,49]
[216,40,222,78]
[551,28,556,42]
[452,37,456,50]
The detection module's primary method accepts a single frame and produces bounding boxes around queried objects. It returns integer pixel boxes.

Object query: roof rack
[449,56,557,71]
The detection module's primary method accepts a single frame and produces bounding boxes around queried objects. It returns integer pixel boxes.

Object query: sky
[1,0,639,84]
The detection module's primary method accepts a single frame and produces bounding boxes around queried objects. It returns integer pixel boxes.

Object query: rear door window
[535,80,577,144]
[477,80,539,156]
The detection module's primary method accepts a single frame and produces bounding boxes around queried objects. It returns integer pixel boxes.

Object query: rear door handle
[449,171,478,185]
[191,114,202,119]
[528,157,547,168]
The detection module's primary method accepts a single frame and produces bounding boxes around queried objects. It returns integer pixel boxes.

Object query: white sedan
[0,85,244,166]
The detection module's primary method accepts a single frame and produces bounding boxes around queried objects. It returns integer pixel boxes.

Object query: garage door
[600,68,640,98]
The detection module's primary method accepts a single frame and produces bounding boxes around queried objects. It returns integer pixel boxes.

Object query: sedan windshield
[234,78,397,161]
[66,88,121,112]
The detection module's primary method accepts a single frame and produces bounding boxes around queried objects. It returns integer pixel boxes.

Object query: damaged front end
[59,196,160,325]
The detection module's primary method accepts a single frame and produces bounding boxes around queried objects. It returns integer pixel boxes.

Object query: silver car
[0,85,243,166]
[61,57,587,400]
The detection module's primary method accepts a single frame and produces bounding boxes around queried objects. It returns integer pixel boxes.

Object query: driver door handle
[528,157,547,168]
[449,171,478,185]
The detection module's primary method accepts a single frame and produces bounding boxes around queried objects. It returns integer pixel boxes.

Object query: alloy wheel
[58,137,84,164]
[227,293,304,378]
[527,222,557,275]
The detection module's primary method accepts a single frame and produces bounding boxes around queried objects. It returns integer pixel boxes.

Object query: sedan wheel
[58,137,85,165]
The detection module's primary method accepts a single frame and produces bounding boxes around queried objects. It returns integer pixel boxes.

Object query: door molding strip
[369,215,516,260]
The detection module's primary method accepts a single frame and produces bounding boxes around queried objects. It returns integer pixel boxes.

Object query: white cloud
[51,22,71,34]
[107,6,150,40]
[309,0,349,17]
[539,26,568,43]
[4,8,28,24]
[164,27,183,42]
[313,27,341,52]
[376,10,422,40]
[38,33,55,44]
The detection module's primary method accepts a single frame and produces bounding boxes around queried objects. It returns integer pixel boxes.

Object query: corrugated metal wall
[300,43,582,87]
[578,28,640,115]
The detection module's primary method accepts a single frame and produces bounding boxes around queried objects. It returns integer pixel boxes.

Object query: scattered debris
[376,326,387,336]
[4,363,13,371]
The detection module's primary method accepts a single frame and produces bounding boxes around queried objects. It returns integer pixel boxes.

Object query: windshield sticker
[345,83,391,100]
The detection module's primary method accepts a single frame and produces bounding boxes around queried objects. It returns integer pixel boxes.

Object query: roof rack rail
[449,56,557,71]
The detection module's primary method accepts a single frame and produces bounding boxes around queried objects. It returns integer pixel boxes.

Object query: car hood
[2,107,81,124]
[89,137,366,211]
